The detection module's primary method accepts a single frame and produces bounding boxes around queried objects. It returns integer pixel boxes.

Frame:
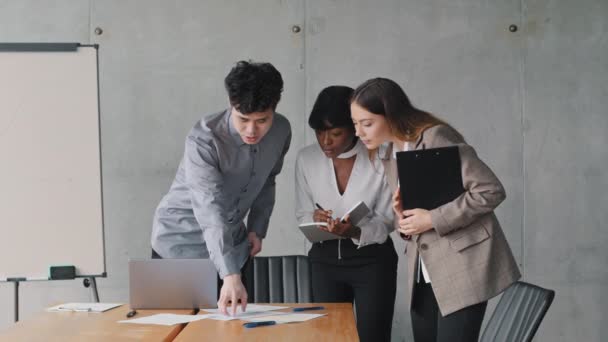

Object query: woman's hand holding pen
[314,208,352,235]
[314,204,360,238]
[313,208,333,229]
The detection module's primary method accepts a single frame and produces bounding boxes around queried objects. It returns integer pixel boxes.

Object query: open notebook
[298,201,370,243]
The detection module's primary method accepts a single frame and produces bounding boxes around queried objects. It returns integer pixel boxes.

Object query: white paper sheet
[202,304,288,315]
[201,304,289,321]
[245,313,326,324]
[47,303,122,313]
[118,313,211,326]
[206,311,286,321]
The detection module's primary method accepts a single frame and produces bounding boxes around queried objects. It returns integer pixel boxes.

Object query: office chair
[243,255,313,303]
[480,281,555,342]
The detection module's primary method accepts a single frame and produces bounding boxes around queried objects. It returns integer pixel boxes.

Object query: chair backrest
[480,281,555,342]
[242,255,313,303]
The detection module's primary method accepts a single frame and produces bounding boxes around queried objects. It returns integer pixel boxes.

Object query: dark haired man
[151,61,291,315]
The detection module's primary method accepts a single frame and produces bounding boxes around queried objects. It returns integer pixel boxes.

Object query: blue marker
[293,306,325,312]
[243,321,277,328]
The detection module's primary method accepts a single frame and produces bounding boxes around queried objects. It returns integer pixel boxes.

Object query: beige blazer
[383,124,521,316]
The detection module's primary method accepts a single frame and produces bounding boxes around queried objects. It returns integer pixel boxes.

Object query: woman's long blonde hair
[351,78,462,147]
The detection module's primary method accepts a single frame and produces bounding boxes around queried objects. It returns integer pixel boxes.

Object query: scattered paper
[47,303,122,313]
[201,304,289,321]
[118,313,211,326]
[245,313,326,324]
[202,304,288,315]
[206,311,286,321]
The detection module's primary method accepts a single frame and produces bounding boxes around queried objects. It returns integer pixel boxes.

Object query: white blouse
[295,140,394,248]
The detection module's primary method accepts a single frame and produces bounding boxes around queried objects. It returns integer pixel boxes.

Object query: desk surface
[175,303,358,342]
[0,305,193,342]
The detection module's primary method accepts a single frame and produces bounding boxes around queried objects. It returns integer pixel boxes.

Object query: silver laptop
[129,259,218,309]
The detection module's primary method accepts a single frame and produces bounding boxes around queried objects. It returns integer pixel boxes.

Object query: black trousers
[310,238,398,342]
[411,276,487,342]
[151,249,251,301]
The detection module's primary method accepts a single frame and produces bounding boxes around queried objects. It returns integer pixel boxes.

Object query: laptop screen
[129,259,218,309]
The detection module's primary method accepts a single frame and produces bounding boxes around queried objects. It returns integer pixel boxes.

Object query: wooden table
[0,305,194,342]
[174,303,358,342]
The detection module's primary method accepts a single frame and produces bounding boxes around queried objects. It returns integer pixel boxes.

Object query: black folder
[396,146,465,211]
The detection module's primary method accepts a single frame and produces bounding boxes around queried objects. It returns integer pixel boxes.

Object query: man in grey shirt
[151,61,291,315]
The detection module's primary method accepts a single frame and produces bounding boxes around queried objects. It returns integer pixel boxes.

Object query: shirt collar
[336,139,364,159]
[226,108,247,146]
[355,139,370,158]
[391,141,410,159]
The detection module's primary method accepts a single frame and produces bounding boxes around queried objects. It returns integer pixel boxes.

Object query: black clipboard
[396,146,465,211]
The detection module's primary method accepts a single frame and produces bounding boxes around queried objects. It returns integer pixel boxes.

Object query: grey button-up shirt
[151,109,291,278]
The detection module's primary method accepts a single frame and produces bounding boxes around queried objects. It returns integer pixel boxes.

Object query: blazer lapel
[414,130,425,150]
[382,143,398,192]
[380,144,404,242]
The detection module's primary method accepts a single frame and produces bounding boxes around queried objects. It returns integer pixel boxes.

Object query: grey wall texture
[0,1,606,341]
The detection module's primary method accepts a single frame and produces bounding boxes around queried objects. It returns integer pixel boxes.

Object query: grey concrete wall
[522,1,608,341]
[0,1,606,341]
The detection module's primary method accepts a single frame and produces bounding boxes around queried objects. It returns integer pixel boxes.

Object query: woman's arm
[426,125,506,237]
[352,174,393,247]
[294,150,317,225]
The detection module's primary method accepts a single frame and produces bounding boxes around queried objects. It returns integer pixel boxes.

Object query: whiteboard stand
[83,277,100,303]
[7,275,102,323]
[6,278,24,322]
[0,43,106,322]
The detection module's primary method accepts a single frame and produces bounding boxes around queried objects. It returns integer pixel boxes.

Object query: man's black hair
[224,60,283,114]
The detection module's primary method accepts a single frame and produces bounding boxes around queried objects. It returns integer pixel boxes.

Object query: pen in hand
[315,203,333,218]
[315,203,332,229]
